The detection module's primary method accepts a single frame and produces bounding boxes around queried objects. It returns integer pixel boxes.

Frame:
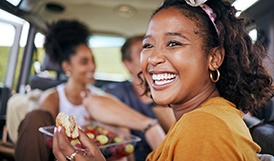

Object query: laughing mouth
[86,73,94,78]
[152,73,177,85]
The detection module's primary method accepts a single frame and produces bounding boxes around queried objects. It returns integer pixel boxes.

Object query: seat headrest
[41,54,63,73]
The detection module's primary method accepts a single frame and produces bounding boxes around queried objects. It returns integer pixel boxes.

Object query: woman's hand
[53,126,106,161]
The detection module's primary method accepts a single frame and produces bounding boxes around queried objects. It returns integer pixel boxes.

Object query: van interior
[0,0,274,160]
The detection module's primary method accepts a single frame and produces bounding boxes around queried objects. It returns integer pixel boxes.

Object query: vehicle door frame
[0,18,23,90]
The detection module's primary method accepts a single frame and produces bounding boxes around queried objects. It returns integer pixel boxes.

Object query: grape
[124,144,134,154]
[96,135,109,145]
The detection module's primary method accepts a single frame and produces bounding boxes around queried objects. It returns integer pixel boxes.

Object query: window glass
[32,33,45,74]
[93,47,130,81]
[0,22,15,87]
[89,35,130,81]
[0,8,28,90]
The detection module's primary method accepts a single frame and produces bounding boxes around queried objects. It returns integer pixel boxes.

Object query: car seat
[30,54,67,90]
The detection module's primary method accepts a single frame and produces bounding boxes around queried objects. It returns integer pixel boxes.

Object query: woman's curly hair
[44,19,91,65]
[140,0,274,113]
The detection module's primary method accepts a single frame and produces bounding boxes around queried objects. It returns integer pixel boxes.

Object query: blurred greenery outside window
[0,22,23,89]
[90,35,130,81]
[0,22,14,86]
[0,10,28,91]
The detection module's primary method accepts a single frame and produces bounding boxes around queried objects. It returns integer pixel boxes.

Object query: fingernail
[54,127,57,133]
[57,126,62,132]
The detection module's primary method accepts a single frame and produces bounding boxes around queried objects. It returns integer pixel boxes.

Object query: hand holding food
[52,112,139,161]
[53,124,106,161]
[54,112,106,161]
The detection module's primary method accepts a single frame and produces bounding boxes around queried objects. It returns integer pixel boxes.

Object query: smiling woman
[15,19,98,161]
[140,0,274,160]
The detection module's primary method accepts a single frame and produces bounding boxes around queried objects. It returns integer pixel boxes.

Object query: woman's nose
[148,49,165,66]
[89,61,96,71]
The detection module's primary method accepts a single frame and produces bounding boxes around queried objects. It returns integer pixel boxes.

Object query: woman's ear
[123,60,133,74]
[208,47,225,70]
[61,61,70,73]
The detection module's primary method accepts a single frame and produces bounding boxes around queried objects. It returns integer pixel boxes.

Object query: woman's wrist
[142,119,159,133]
[143,120,166,150]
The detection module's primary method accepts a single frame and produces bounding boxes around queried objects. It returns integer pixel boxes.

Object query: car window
[90,35,130,81]
[0,9,26,91]
[0,22,15,86]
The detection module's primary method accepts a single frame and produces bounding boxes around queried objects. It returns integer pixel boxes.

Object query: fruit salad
[70,124,137,160]
[39,122,141,161]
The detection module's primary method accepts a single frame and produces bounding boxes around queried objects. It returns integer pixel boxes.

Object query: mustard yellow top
[146,97,260,161]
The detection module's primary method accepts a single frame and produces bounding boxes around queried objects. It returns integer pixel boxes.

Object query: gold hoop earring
[210,69,220,83]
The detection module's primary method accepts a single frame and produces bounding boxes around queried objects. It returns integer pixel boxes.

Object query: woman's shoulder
[179,100,241,128]
[40,88,59,110]
[170,110,237,145]
[40,87,60,118]
[192,97,241,121]
[179,109,228,129]
[41,88,58,100]
[173,99,247,138]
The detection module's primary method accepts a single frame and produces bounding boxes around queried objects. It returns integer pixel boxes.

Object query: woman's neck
[171,86,219,121]
[65,79,86,92]
[64,79,87,105]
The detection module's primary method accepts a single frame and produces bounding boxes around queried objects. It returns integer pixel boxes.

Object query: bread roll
[56,112,79,139]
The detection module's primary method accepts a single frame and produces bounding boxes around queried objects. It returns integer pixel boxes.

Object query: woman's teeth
[86,73,93,78]
[152,73,176,85]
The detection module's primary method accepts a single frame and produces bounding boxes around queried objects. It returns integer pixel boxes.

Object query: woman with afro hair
[54,0,274,160]
[15,19,98,161]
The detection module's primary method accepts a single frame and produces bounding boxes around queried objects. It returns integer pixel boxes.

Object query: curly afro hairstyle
[44,19,91,65]
[140,0,274,113]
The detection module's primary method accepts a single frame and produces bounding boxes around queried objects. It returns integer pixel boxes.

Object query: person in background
[15,19,99,161]
[53,0,274,160]
[102,35,175,160]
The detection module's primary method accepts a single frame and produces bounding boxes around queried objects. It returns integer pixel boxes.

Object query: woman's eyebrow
[165,32,189,41]
[143,32,189,41]
[143,35,151,41]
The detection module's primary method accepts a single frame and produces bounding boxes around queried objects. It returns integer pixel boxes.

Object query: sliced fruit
[70,139,80,145]
[114,136,122,143]
[96,135,109,145]
[87,133,95,139]
[124,144,134,153]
